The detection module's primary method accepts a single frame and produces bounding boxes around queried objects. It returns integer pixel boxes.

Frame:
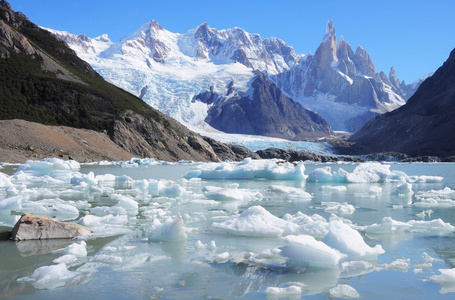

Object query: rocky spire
[313,20,338,77]
[388,66,401,89]
[354,45,376,77]
[337,35,356,76]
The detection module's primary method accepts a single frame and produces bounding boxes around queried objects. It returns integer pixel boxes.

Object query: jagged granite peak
[354,45,376,78]
[388,66,401,89]
[337,36,356,77]
[315,20,338,72]
[347,48,455,158]
[202,71,333,140]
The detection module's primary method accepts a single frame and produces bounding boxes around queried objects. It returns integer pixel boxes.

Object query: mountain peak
[0,0,12,11]
[149,20,164,31]
[326,20,335,35]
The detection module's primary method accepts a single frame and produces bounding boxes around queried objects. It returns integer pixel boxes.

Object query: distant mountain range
[47,19,424,133]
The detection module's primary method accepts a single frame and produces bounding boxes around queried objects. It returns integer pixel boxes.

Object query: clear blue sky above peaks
[8,0,455,83]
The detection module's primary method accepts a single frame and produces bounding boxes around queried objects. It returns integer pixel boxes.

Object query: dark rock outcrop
[203,71,333,140]
[347,48,455,158]
[256,147,363,162]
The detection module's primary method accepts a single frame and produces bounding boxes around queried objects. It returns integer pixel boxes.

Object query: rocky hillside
[198,71,333,140]
[346,48,455,159]
[0,0,255,162]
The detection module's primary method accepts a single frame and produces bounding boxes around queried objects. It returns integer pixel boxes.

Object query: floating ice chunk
[215,252,230,263]
[430,268,455,293]
[212,205,296,237]
[53,254,77,264]
[281,235,344,269]
[56,241,87,257]
[323,220,384,260]
[17,263,77,290]
[93,255,123,264]
[340,260,375,278]
[320,185,347,193]
[368,186,382,196]
[0,171,11,187]
[379,258,411,272]
[0,195,23,213]
[16,158,80,177]
[245,248,286,267]
[21,198,80,221]
[71,172,97,186]
[264,285,302,298]
[147,180,166,196]
[110,194,138,216]
[365,217,412,235]
[204,184,263,202]
[160,215,187,242]
[80,214,131,237]
[346,163,394,183]
[329,284,359,299]
[430,268,455,294]
[282,212,329,238]
[414,187,455,208]
[307,166,347,183]
[409,175,444,183]
[269,185,313,200]
[391,182,414,195]
[90,206,127,216]
[123,157,159,166]
[159,183,186,198]
[407,218,455,234]
[184,159,307,180]
[321,202,355,214]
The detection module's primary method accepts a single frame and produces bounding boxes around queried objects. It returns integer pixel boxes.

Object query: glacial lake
[1,159,455,299]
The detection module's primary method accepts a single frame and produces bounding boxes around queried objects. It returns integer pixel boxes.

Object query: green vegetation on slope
[0,9,172,134]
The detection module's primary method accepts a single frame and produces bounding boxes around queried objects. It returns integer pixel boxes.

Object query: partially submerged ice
[184,158,306,180]
[0,157,454,297]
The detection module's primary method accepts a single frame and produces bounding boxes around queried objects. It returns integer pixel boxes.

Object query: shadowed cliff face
[0,0,257,162]
[202,71,333,140]
[347,48,455,158]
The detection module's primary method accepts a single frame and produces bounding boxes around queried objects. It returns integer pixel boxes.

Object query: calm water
[1,162,455,299]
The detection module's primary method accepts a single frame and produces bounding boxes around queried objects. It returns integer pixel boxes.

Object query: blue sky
[8,0,455,83]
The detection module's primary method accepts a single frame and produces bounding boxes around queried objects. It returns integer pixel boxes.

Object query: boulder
[10,213,91,241]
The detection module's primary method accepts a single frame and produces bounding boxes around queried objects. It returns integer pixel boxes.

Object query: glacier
[45,20,420,135]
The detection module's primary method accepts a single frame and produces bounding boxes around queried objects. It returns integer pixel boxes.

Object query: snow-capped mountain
[47,20,420,133]
[272,21,418,131]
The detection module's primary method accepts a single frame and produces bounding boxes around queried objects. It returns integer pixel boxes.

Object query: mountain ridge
[48,19,422,133]
[345,48,455,158]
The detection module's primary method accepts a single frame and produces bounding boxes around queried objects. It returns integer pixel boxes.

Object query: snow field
[1,158,454,295]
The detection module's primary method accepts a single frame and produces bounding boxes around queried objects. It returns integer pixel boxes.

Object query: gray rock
[11,213,92,241]
[203,71,333,140]
[348,48,455,158]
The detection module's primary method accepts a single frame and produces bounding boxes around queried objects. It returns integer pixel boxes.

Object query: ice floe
[184,158,306,180]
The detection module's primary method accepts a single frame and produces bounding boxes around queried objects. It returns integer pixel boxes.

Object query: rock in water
[11,213,91,241]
